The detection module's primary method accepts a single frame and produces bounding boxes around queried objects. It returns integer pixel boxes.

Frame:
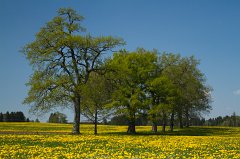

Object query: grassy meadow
[0,122,240,158]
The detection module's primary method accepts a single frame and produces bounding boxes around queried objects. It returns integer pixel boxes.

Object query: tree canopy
[22,8,212,134]
[22,8,124,134]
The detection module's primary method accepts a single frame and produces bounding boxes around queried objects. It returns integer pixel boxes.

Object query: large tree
[22,8,124,134]
[107,48,157,133]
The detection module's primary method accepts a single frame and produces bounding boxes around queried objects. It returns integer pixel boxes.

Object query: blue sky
[0,0,240,122]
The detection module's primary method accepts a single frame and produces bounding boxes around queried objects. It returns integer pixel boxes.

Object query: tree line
[204,112,240,127]
[108,113,240,127]
[0,111,27,122]
[22,8,212,134]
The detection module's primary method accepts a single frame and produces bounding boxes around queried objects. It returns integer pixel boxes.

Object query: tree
[22,8,124,134]
[81,72,112,134]
[176,56,211,128]
[15,111,26,122]
[147,76,177,133]
[26,118,30,122]
[154,53,182,131]
[159,53,212,129]
[107,49,157,133]
[35,118,40,122]
[48,112,67,123]
[48,113,55,123]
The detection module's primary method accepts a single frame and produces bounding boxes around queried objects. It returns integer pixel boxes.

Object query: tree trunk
[94,106,98,135]
[127,113,136,134]
[178,112,183,129]
[127,122,136,134]
[162,123,166,133]
[72,96,81,134]
[152,122,158,133]
[151,114,157,133]
[127,106,136,134]
[162,112,166,133]
[185,109,190,127]
[170,111,174,132]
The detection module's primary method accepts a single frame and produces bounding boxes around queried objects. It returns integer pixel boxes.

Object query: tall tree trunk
[162,112,166,133]
[72,96,81,134]
[127,111,136,134]
[178,111,183,129]
[162,123,166,133]
[152,122,158,133]
[170,111,174,132]
[127,121,136,134]
[94,106,98,135]
[185,108,190,127]
[151,114,157,133]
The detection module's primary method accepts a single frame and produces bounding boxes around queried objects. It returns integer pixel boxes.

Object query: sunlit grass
[0,122,239,158]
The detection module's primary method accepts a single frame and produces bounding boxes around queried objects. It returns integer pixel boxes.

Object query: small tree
[81,72,112,134]
[48,112,67,123]
[35,118,40,122]
[26,118,30,122]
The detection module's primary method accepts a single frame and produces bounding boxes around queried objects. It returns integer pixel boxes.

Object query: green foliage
[106,48,158,133]
[154,53,212,128]
[107,51,212,132]
[0,111,26,122]
[81,72,112,123]
[48,112,68,123]
[205,113,240,127]
[22,8,124,134]
[22,7,211,134]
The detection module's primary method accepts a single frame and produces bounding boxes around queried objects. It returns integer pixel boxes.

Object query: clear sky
[0,0,240,122]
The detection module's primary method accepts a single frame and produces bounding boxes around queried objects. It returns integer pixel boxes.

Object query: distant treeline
[204,112,240,127]
[0,111,29,122]
[108,112,240,127]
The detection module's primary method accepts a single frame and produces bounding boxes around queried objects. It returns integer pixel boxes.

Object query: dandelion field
[0,123,240,158]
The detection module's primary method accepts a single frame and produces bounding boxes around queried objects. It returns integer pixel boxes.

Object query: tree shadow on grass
[102,127,237,136]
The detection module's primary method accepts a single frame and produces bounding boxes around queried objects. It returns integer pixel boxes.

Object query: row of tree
[108,113,240,127]
[22,8,212,134]
[0,111,26,122]
[81,50,212,134]
[204,113,240,127]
